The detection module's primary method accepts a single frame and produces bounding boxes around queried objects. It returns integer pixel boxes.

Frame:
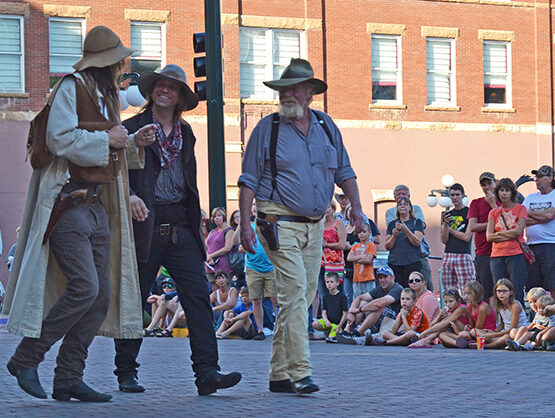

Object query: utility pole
[204,0,226,212]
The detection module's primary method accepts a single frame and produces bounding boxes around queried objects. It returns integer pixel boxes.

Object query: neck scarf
[152,114,183,168]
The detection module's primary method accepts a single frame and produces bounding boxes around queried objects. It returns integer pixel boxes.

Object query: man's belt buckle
[160,223,171,236]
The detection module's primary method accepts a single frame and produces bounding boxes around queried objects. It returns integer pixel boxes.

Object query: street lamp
[426,174,455,209]
[118,72,145,110]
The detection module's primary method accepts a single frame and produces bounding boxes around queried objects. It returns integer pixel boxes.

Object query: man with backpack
[238,58,364,394]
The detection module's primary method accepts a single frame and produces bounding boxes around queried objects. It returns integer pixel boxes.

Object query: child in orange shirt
[347,223,377,298]
[371,288,429,346]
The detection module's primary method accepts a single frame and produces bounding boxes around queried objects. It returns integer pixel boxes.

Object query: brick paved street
[0,329,552,417]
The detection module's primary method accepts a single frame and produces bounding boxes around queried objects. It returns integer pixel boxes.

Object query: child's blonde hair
[494,279,515,311]
[536,295,555,309]
[464,281,484,303]
[401,288,417,299]
[526,287,546,301]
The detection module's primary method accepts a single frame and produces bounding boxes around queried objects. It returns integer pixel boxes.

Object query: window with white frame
[49,18,84,88]
[426,38,455,106]
[371,35,401,103]
[240,28,303,99]
[130,22,164,75]
[0,14,24,92]
[483,41,511,107]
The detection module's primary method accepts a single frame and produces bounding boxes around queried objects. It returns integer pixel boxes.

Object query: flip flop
[456,337,469,348]
[407,342,432,348]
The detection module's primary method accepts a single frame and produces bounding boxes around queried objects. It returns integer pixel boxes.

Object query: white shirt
[522,189,555,244]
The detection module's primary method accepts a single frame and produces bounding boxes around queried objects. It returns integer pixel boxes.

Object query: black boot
[52,381,112,402]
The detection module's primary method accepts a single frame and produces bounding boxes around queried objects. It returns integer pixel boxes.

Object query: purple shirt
[205,227,233,274]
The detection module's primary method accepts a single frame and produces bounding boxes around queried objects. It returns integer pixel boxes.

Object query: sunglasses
[408,278,422,284]
[496,289,510,294]
[161,284,174,289]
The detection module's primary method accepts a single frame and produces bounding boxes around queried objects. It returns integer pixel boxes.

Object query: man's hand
[240,221,257,254]
[129,195,150,221]
[134,123,157,147]
[349,206,366,234]
[108,125,129,149]
[485,190,497,208]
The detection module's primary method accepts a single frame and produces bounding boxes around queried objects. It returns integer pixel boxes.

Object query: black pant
[390,261,422,288]
[114,225,219,381]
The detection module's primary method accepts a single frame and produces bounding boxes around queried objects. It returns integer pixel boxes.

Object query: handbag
[227,244,245,275]
[499,211,535,265]
[419,237,431,258]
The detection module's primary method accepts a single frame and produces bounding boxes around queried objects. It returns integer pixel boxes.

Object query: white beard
[279,100,304,119]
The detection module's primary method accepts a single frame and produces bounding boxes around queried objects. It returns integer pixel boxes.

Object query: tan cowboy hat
[263,58,327,94]
[73,26,135,71]
[138,64,199,111]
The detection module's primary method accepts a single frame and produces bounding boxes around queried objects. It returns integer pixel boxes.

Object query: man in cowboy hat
[238,58,364,394]
[522,165,555,296]
[4,26,156,402]
[113,64,241,396]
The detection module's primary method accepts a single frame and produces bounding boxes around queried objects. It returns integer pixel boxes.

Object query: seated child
[452,281,497,348]
[143,277,185,337]
[216,286,257,340]
[370,288,429,346]
[312,272,348,343]
[505,287,551,351]
[536,295,555,350]
[506,287,551,351]
[476,279,528,349]
[408,288,467,348]
[347,223,377,298]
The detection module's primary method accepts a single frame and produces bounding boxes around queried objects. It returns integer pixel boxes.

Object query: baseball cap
[376,266,394,277]
[479,172,495,183]
[531,165,554,177]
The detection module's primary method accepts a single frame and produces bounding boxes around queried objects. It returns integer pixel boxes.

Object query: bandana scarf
[153,115,183,168]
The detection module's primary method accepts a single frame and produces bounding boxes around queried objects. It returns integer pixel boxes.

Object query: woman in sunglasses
[143,277,185,337]
[408,271,440,323]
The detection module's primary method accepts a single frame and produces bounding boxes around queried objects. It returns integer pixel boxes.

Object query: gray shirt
[154,150,186,205]
[238,110,356,217]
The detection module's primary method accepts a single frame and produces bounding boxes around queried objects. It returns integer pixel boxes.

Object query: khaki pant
[256,201,324,382]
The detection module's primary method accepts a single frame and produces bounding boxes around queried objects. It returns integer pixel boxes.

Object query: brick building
[0,0,553,287]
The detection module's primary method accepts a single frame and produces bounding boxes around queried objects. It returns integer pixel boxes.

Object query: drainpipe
[550,0,554,166]
[321,0,328,113]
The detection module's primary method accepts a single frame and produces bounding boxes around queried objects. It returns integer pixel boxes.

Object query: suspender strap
[269,113,280,200]
[311,110,333,147]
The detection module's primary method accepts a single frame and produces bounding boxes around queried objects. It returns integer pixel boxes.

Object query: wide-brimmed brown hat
[138,64,199,111]
[263,58,327,94]
[73,26,135,71]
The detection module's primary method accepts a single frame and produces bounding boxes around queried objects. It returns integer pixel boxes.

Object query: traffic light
[193,32,207,101]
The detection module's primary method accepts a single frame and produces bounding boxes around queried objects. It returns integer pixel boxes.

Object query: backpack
[26,75,73,169]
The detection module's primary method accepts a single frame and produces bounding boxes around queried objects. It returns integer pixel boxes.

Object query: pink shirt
[205,227,233,274]
[468,301,497,331]
[416,290,440,323]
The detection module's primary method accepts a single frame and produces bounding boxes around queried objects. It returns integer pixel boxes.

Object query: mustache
[280,97,299,105]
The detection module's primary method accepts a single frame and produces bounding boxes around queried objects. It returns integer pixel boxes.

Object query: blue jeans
[490,254,528,304]
[353,281,376,298]
[342,275,354,307]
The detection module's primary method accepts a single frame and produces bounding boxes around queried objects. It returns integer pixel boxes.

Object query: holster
[42,188,90,244]
[256,215,280,251]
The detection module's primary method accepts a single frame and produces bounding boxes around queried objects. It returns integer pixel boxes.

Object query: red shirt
[468,197,498,256]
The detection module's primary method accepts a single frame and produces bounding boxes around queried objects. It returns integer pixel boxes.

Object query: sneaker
[337,333,365,345]
[143,329,156,337]
[364,334,374,346]
[505,339,520,351]
[521,342,534,351]
[254,332,266,341]
[325,337,337,344]
[339,330,352,337]
[372,336,387,345]
[546,343,555,352]
[156,329,173,337]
